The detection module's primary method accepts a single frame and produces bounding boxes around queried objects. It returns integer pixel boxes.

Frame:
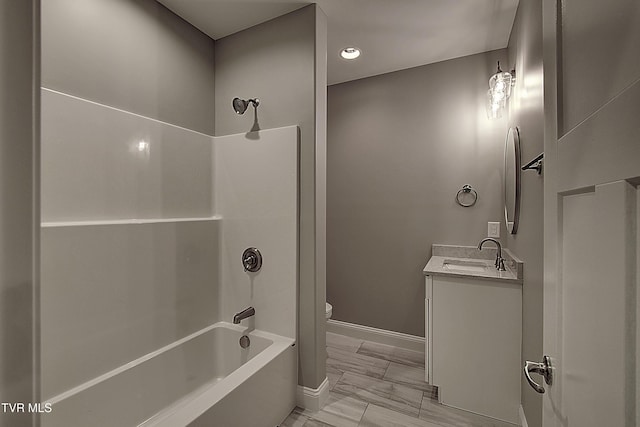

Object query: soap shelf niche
[522,152,544,175]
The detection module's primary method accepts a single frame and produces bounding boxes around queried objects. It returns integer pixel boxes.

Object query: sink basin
[442,259,491,273]
[423,245,522,283]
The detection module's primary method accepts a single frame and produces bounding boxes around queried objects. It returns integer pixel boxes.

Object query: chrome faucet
[233,307,255,324]
[477,238,506,271]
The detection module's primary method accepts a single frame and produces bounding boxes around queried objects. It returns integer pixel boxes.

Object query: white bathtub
[42,323,297,427]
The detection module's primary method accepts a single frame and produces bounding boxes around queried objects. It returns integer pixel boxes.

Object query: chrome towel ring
[456,184,478,207]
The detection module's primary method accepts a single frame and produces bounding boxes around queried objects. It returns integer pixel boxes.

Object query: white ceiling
[157,0,519,85]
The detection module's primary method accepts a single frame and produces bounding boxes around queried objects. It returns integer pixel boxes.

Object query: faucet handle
[497,257,506,271]
[243,254,256,271]
[242,247,262,273]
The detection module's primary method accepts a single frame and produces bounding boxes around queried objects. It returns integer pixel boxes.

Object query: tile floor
[280,332,517,427]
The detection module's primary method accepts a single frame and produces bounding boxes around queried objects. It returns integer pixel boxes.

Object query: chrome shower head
[232,97,259,115]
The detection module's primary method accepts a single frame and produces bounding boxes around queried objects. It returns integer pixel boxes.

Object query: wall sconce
[486,61,514,119]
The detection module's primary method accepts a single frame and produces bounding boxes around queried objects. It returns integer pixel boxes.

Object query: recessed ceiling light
[340,47,361,60]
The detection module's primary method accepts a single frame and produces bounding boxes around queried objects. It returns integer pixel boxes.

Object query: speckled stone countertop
[423,244,523,284]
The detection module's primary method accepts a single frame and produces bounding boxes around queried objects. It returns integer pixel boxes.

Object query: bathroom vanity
[423,244,523,424]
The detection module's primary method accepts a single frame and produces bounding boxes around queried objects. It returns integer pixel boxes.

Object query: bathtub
[42,323,297,427]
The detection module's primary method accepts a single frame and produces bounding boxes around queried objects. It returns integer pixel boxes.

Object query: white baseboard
[326,319,425,353]
[296,377,329,412]
[519,405,528,427]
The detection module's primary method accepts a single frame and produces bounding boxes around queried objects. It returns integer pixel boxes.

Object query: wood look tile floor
[280,332,517,427]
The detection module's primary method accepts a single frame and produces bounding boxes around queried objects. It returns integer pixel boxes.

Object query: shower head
[232,97,259,115]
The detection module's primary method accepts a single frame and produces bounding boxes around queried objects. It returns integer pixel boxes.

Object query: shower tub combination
[44,323,296,427]
[40,89,300,426]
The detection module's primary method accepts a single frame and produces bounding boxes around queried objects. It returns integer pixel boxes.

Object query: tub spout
[233,307,255,324]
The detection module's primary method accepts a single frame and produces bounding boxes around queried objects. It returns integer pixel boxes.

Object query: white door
[539,0,640,426]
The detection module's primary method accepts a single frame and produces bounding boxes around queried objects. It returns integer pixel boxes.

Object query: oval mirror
[504,127,521,234]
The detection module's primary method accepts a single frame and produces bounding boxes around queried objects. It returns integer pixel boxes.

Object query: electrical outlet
[488,222,500,238]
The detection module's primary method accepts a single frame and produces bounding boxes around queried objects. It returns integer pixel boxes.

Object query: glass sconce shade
[486,89,504,119]
[489,69,512,100]
[486,61,513,119]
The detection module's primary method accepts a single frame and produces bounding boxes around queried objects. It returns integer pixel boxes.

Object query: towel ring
[456,185,477,207]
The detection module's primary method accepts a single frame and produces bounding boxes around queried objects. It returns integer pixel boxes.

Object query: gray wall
[0,1,39,426]
[327,50,508,337]
[42,0,215,134]
[214,5,328,389]
[505,0,544,426]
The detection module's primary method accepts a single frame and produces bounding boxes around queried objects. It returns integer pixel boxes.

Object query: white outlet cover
[488,222,500,238]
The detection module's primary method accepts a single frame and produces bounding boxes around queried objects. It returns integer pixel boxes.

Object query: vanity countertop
[423,244,523,284]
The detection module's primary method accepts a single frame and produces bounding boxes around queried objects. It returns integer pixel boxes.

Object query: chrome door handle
[524,355,552,394]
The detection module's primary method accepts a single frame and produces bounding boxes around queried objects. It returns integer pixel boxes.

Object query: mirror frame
[504,126,521,234]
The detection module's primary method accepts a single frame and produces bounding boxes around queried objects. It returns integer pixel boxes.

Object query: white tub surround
[214,126,299,341]
[41,88,300,426]
[40,89,221,399]
[40,219,220,398]
[40,88,213,223]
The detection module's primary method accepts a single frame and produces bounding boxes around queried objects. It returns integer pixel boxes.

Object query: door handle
[524,355,552,394]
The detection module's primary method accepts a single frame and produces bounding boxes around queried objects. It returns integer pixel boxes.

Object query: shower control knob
[242,247,262,273]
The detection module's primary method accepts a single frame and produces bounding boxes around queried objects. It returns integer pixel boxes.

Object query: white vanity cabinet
[424,254,522,425]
